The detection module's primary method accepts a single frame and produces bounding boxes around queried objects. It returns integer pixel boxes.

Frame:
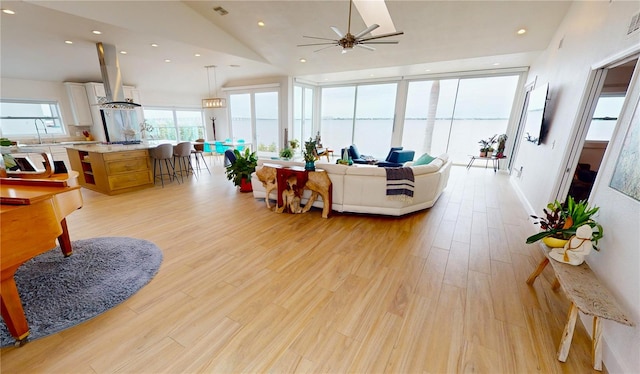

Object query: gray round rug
[0,237,163,347]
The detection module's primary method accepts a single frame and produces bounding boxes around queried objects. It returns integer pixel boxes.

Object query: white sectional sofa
[250,154,452,216]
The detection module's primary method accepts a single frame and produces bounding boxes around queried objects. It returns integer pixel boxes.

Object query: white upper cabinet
[64,82,93,126]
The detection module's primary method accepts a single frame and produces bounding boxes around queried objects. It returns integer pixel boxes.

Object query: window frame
[0,99,66,139]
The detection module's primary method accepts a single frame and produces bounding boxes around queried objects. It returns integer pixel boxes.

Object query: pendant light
[202,65,226,108]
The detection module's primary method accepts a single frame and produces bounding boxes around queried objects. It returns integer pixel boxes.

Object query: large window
[0,100,65,140]
[143,108,204,141]
[228,88,279,157]
[402,75,520,164]
[321,83,397,157]
[293,85,314,156]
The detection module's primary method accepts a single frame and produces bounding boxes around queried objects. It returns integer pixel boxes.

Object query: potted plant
[303,137,317,171]
[496,134,507,158]
[526,195,604,249]
[279,147,293,160]
[225,148,257,192]
[478,134,497,157]
[289,139,300,151]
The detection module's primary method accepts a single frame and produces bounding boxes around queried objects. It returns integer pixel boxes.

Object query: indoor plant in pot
[478,134,497,157]
[496,134,508,158]
[303,137,317,171]
[225,148,257,192]
[279,147,293,160]
[526,195,604,250]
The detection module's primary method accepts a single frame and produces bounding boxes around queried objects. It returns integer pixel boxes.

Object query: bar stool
[191,138,210,175]
[173,141,197,182]
[149,143,178,187]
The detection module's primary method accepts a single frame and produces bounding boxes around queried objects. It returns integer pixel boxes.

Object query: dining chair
[236,139,246,151]
[213,141,226,165]
[173,141,197,182]
[149,143,178,187]
[191,138,210,175]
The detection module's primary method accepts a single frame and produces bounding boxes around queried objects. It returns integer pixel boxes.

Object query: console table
[267,165,332,218]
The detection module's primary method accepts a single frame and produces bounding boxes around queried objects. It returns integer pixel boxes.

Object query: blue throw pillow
[414,153,435,166]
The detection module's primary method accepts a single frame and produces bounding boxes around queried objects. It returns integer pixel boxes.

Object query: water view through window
[318,75,520,164]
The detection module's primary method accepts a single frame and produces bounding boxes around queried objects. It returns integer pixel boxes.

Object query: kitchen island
[66,144,153,195]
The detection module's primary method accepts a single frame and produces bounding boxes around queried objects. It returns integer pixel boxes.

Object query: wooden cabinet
[64,82,93,126]
[66,148,153,195]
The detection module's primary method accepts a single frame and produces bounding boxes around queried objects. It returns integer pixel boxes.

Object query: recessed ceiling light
[120,51,127,55]
[257,20,265,27]
[517,28,527,35]
[151,43,158,47]
[425,69,431,72]
[65,40,73,45]
[492,62,501,66]
[2,9,16,15]
[92,30,102,35]
[194,53,201,57]
[299,58,307,63]
[164,59,171,63]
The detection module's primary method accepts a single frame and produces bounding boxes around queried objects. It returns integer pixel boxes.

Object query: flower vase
[305,161,315,171]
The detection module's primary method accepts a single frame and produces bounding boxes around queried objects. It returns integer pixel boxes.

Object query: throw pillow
[414,153,436,166]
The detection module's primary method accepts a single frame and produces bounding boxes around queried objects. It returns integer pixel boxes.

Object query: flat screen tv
[523,83,549,145]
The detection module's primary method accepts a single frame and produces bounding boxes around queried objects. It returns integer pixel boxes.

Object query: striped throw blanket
[385,167,414,201]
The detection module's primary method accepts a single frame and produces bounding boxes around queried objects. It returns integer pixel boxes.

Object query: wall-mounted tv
[523,83,549,145]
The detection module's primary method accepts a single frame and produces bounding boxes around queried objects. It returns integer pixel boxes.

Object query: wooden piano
[1,171,83,346]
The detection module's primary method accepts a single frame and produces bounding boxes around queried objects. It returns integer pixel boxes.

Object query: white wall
[511,2,640,372]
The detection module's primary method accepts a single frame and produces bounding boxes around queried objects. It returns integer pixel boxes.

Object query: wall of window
[320,83,398,157]
[228,87,279,157]
[143,108,204,141]
[0,99,65,140]
[402,74,520,164]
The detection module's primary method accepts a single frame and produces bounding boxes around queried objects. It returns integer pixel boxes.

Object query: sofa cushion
[349,144,362,160]
[384,147,403,161]
[414,153,436,166]
[388,150,415,163]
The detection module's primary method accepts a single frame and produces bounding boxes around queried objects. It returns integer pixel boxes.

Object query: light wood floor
[1,161,599,373]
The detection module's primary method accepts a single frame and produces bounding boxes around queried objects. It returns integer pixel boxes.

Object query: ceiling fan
[298,0,404,53]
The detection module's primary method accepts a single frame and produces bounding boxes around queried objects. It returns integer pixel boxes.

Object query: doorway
[557,56,638,202]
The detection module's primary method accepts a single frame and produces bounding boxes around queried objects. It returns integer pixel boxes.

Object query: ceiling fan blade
[314,45,338,53]
[298,42,338,47]
[330,26,344,38]
[355,44,376,51]
[360,31,404,42]
[360,40,399,44]
[354,24,379,39]
[303,35,338,41]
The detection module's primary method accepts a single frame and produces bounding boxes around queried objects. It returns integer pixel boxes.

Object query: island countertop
[64,143,156,153]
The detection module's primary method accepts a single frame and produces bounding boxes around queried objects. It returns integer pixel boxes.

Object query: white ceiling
[0,1,572,99]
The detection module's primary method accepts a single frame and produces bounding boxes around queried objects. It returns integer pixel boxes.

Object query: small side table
[466,155,507,172]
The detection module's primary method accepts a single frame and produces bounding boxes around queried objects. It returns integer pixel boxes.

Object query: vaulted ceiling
[0,1,572,98]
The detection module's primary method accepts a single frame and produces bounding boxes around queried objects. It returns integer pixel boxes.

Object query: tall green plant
[225,148,257,186]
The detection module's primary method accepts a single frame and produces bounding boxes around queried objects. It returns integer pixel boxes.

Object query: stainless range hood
[96,42,141,109]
